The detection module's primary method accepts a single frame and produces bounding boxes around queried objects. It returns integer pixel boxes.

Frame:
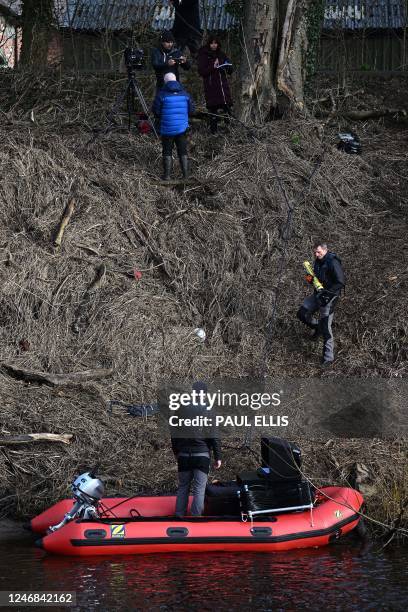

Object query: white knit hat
[164,72,177,83]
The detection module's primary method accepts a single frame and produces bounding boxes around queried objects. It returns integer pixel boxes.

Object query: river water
[0,538,407,611]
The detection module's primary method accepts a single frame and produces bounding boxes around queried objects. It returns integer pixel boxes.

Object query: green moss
[291,132,301,145]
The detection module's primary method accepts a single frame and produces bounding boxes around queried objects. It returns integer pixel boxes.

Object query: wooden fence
[58,27,408,73]
[319,28,407,71]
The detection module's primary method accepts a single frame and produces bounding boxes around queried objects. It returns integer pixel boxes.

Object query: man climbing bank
[297,241,345,366]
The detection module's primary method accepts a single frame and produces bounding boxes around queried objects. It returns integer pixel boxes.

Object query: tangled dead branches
[0,72,406,525]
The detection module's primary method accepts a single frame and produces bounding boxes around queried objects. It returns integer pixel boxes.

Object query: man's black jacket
[313,252,345,296]
[151,46,191,88]
[171,436,221,461]
[170,400,221,461]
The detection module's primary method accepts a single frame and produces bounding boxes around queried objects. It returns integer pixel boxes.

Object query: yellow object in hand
[303,261,324,291]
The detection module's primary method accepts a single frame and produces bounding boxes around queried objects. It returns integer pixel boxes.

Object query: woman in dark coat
[197,37,234,134]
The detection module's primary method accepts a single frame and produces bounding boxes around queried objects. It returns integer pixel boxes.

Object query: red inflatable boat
[32,487,363,556]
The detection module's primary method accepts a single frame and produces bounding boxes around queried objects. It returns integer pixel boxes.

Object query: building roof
[57,0,408,32]
[60,0,236,31]
[0,0,20,21]
[0,0,405,32]
[324,0,406,29]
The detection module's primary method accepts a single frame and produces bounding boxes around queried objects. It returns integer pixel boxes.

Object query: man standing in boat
[171,381,222,518]
[297,241,345,366]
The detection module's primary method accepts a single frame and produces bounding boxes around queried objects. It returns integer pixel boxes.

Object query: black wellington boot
[162,156,172,181]
[180,155,189,179]
[310,326,321,340]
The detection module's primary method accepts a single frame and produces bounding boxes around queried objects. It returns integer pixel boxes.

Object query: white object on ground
[194,328,206,341]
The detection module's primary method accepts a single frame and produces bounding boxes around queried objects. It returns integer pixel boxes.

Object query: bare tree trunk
[238,0,313,121]
[277,0,310,112]
[20,0,54,67]
[237,0,279,124]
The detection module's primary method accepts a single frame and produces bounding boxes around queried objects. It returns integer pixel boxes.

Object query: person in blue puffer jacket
[152,72,195,181]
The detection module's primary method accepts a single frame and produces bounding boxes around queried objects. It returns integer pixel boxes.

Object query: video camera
[124,47,144,71]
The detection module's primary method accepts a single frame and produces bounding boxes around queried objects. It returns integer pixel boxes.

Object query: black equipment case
[236,438,312,515]
[204,482,241,517]
[240,480,315,515]
[205,438,311,517]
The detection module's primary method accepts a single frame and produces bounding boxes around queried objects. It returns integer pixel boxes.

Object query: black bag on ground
[204,482,241,516]
[241,480,315,515]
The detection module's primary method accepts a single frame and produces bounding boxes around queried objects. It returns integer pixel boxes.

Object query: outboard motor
[48,471,105,533]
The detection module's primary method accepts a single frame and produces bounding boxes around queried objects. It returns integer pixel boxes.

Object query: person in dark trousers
[152,72,194,180]
[297,241,345,366]
[197,37,233,134]
[151,31,191,90]
[171,382,222,517]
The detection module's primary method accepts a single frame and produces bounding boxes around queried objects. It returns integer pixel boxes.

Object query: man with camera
[151,31,191,90]
[297,241,345,366]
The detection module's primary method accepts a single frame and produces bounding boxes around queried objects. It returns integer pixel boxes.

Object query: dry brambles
[0,71,406,535]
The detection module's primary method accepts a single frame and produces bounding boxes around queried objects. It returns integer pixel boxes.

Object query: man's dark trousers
[175,452,210,517]
[298,294,338,362]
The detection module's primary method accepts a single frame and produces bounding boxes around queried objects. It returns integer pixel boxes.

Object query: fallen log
[1,363,113,386]
[312,89,365,105]
[318,108,407,120]
[343,108,406,120]
[54,198,75,247]
[0,433,73,445]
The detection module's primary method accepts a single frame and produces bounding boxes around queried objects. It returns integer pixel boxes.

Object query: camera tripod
[88,68,158,145]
